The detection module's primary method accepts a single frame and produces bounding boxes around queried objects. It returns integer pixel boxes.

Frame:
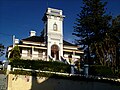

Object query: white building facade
[7,8,83,64]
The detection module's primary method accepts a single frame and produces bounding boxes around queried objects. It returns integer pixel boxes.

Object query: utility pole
[13,35,15,48]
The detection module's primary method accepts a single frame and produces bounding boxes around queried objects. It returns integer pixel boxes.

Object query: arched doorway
[51,44,59,60]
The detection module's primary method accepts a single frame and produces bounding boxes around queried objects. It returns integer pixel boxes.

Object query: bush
[89,65,115,77]
[9,46,21,62]
[10,70,32,75]
[0,70,6,74]
[9,59,71,73]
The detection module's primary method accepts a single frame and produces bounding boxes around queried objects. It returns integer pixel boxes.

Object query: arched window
[53,23,57,31]
[51,44,59,60]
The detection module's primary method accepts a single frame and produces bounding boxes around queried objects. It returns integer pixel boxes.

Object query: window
[51,10,60,15]
[53,23,57,31]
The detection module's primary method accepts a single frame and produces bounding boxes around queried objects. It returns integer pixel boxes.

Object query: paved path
[0,74,7,90]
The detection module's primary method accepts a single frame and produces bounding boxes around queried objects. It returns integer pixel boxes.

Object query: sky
[0,0,120,60]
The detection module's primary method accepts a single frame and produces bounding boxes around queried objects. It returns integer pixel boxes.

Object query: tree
[0,44,5,57]
[9,46,21,62]
[73,0,111,64]
[110,15,120,68]
[89,15,120,73]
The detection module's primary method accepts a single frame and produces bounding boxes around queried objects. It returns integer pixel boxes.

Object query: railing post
[71,64,75,74]
[7,65,11,75]
[84,64,89,78]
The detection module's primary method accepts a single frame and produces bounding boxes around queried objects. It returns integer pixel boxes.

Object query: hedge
[89,65,116,78]
[10,70,58,77]
[0,70,6,74]
[9,59,71,73]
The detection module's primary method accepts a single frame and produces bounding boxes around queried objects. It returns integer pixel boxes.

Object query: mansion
[7,8,83,64]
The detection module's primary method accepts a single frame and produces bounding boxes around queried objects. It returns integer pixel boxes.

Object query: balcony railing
[21,53,46,60]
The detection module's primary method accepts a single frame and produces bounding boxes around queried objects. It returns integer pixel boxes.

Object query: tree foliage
[111,15,120,67]
[93,15,120,67]
[73,0,111,64]
[73,0,120,70]
[9,46,21,62]
[0,44,5,57]
[10,60,71,73]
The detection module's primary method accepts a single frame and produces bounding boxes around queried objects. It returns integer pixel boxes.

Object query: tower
[42,8,65,61]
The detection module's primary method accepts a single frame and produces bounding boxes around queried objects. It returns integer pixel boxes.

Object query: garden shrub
[89,65,115,77]
[10,70,32,76]
[9,59,71,73]
[0,70,6,74]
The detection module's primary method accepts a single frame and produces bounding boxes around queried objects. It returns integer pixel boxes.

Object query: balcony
[20,53,46,60]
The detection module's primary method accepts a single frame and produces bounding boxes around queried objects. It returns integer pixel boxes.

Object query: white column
[43,52,45,60]
[84,64,89,78]
[59,43,63,61]
[7,65,11,75]
[32,46,34,60]
[72,51,75,64]
[47,41,51,61]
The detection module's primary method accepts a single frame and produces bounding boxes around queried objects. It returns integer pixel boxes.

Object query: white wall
[46,8,64,61]
[8,74,120,90]
[21,48,45,60]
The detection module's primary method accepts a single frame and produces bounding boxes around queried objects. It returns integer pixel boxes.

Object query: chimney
[30,31,36,36]
[15,39,19,44]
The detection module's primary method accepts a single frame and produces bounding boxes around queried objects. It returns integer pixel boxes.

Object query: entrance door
[51,45,59,60]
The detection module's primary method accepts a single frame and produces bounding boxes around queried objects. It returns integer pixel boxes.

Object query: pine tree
[9,46,21,62]
[111,15,120,68]
[73,0,111,64]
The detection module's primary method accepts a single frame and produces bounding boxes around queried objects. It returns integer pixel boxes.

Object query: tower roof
[42,7,65,21]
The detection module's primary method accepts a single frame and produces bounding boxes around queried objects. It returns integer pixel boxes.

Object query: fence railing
[20,53,46,60]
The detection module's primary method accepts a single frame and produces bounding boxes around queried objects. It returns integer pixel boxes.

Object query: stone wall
[7,74,120,90]
[0,74,7,90]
